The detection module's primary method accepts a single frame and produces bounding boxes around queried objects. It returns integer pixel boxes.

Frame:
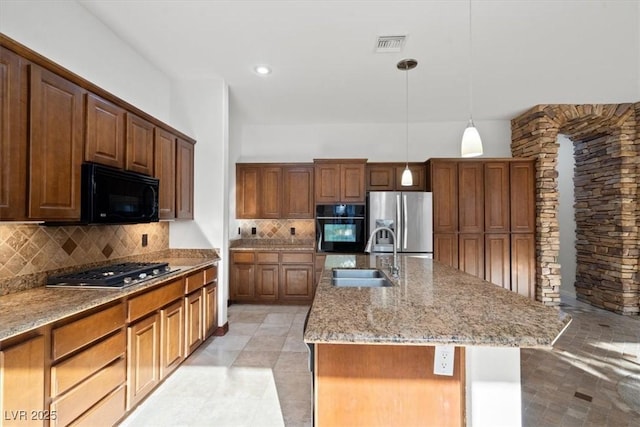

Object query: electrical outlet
[141,234,148,247]
[238,227,241,235]
[433,345,454,376]
[251,227,257,235]
[290,227,296,235]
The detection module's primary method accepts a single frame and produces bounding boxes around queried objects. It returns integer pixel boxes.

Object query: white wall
[237,120,512,162]
[0,0,172,123]
[557,135,577,298]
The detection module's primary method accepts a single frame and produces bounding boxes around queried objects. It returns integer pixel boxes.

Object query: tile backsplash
[0,222,169,280]
[237,219,315,241]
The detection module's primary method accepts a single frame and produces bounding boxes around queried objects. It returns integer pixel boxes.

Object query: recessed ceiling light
[254,65,271,75]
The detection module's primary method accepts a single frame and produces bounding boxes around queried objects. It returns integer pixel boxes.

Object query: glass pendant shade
[401,165,413,186]
[461,119,483,158]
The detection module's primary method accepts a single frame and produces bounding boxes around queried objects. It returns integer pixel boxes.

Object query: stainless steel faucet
[364,226,399,277]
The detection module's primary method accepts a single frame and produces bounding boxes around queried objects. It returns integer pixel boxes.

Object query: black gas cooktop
[46,262,172,289]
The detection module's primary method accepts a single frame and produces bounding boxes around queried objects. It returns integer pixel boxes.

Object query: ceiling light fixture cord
[461,0,483,157]
[398,59,416,186]
[405,63,409,167]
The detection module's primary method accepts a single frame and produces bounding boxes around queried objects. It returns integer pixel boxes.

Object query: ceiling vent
[375,35,406,53]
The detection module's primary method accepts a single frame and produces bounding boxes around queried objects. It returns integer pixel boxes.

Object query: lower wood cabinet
[433,233,458,268]
[230,250,315,304]
[160,300,185,378]
[127,313,160,409]
[0,335,45,427]
[185,290,204,356]
[485,234,510,290]
[511,233,536,298]
[458,233,484,279]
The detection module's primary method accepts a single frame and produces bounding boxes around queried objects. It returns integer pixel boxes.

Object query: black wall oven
[316,204,366,253]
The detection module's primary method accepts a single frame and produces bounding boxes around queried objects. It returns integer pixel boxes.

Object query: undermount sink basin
[332,269,393,287]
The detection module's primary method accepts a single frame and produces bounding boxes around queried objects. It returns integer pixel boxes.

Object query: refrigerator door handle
[403,194,408,250]
[396,194,401,250]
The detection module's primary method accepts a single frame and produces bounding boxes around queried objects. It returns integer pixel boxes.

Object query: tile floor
[121,297,640,427]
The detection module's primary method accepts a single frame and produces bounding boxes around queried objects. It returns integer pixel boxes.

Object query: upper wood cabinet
[236,163,314,219]
[154,128,176,220]
[366,163,426,192]
[458,162,484,233]
[314,159,366,204]
[0,46,26,220]
[510,161,535,233]
[176,138,195,219]
[126,113,154,176]
[29,64,84,221]
[484,162,510,233]
[283,165,314,218]
[85,93,125,169]
[427,160,458,233]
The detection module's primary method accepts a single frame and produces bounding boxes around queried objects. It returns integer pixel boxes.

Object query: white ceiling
[79,0,640,125]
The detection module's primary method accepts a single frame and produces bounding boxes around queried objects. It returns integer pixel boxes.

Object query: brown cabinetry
[366,163,426,192]
[127,313,160,409]
[236,165,259,219]
[29,64,84,221]
[428,158,536,298]
[283,166,314,218]
[314,159,366,204]
[154,128,176,219]
[203,266,218,339]
[85,93,125,169]
[125,113,154,176]
[0,335,45,427]
[230,250,315,304]
[0,46,26,220]
[185,290,203,356]
[261,167,283,218]
[176,138,195,219]
[160,300,184,378]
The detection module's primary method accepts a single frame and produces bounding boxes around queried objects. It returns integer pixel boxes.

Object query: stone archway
[511,103,639,315]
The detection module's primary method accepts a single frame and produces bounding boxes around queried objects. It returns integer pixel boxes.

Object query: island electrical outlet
[434,345,454,376]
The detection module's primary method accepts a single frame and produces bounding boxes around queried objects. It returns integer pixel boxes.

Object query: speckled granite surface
[229,239,315,251]
[303,254,572,348]
[0,250,220,341]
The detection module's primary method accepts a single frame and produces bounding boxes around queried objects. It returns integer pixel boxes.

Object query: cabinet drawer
[52,303,125,361]
[232,252,255,263]
[256,252,279,264]
[204,266,217,283]
[69,385,125,427]
[50,358,125,427]
[281,252,313,264]
[185,270,205,294]
[51,331,125,397]
[128,278,183,323]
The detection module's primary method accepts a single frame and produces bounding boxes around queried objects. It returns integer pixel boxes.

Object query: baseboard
[213,322,229,336]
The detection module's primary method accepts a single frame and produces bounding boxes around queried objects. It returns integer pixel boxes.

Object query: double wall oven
[315,204,366,253]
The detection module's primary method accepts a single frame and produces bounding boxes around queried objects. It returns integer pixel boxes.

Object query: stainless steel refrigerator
[367,191,433,254]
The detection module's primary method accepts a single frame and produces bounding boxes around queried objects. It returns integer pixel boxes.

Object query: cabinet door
[484,162,510,232]
[127,314,160,409]
[176,138,194,219]
[366,165,395,191]
[485,234,511,290]
[280,264,314,302]
[203,282,217,339]
[29,64,84,220]
[256,264,279,301]
[125,113,154,176]
[0,336,45,427]
[261,166,282,218]
[236,165,260,219]
[340,163,365,203]
[0,46,26,220]
[283,166,314,218]
[85,93,125,169]
[511,233,536,298]
[394,164,426,191]
[458,162,484,233]
[160,299,184,378]
[458,233,484,279]
[430,161,458,233]
[185,291,204,355]
[315,163,341,203]
[154,128,176,219]
[433,233,458,268]
[510,161,535,233]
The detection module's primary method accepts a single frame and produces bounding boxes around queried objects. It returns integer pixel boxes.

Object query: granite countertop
[303,254,572,348]
[0,254,219,342]
[229,239,315,252]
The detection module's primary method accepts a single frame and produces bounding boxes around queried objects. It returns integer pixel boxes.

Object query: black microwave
[81,163,159,224]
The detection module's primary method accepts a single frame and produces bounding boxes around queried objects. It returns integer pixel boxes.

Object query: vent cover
[375,35,406,53]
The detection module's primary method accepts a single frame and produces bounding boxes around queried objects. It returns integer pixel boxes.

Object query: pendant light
[461,0,483,158]
[398,58,417,186]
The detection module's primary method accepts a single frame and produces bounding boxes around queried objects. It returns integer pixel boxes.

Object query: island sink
[331,269,392,287]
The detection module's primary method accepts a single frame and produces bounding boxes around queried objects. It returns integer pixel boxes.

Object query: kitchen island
[303,254,571,427]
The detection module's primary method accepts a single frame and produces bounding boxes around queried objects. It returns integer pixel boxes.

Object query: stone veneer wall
[0,222,169,295]
[511,103,639,314]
